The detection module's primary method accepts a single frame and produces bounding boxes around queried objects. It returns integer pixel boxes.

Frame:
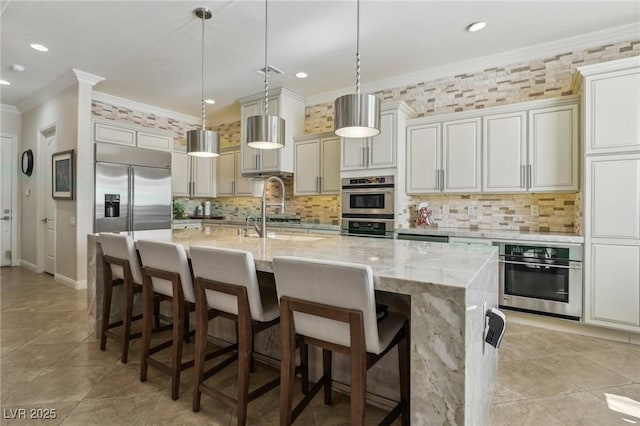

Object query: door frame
[37,122,57,273]
[1,132,19,266]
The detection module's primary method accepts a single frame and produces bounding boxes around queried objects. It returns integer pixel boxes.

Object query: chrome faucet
[245,215,258,236]
[257,176,285,238]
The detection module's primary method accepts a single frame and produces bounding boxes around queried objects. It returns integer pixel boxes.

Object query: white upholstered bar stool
[136,239,196,400]
[98,232,150,363]
[190,246,295,426]
[273,256,409,426]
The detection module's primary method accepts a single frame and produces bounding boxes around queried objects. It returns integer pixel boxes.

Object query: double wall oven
[341,176,394,238]
[499,242,583,320]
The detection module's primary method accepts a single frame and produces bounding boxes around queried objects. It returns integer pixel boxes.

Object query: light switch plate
[443,204,450,215]
[530,205,539,216]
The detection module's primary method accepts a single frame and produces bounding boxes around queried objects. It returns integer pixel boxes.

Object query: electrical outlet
[530,205,539,216]
[469,205,477,215]
[443,204,450,215]
[69,216,76,226]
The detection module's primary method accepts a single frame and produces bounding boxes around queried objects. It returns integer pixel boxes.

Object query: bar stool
[136,239,196,400]
[190,246,298,425]
[273,256,410,426]
[98,232,148,363]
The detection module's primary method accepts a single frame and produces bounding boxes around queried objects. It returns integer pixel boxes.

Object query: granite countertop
[398,227,584,244]
[100,227,496,289]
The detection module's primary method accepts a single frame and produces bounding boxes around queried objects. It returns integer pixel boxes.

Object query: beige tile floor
[1,267,639,425]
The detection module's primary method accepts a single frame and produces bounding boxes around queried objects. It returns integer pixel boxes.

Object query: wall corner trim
[72,69,105,87]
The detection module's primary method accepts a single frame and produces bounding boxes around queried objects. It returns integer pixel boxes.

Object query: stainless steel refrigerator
[94,143,172,233]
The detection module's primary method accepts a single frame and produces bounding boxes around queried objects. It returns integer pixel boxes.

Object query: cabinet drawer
[94,122,136,146]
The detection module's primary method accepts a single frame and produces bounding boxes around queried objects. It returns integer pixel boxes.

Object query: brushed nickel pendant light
[246,0,285,150]
[187,7,220,157]
[334,0,381,138]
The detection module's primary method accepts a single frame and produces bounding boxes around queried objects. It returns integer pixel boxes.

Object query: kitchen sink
[245,232,325,242]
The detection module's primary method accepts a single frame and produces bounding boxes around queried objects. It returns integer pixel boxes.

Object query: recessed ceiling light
[30,43,49,52]
[12,64,26,72]
[295,72,308,79]
[0,79,10,86]
[205,99,215,104]
[466,22,487,32]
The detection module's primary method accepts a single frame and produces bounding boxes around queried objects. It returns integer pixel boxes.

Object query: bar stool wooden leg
[350,312,367,426]
[100,267,114,351]
[236,301,252,426]
[121,279,135,363]
[171,291,186,401]
[398,323,410,426]
[300,342,309,395]
[279,299,296,426]
[323,349,333,405]
[192,281,208,413]
[140,276,154,382]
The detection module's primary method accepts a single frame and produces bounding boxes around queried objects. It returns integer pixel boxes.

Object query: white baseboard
[505,310,640,345]
[54,273,87,290]
[19,259,39,272]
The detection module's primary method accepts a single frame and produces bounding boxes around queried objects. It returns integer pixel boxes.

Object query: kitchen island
[87,227,498,425]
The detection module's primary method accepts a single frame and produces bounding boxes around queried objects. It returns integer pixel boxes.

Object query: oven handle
[498,259,582,269]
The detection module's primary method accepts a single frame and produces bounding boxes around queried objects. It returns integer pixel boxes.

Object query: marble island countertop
[102,227,497,290]
[398,226,584,244]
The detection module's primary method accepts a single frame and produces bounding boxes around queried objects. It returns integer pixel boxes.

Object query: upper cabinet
[341,103,414,172]
[171,152,217,198]
[217,150,255,197]
[239,88,305,176]
[293,133,340,195]
[579,59,640,155]
[407,96,580,194]
[94,121,172,151]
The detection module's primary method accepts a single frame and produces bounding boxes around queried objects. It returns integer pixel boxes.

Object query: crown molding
[577,55,640,76]
[92,91,200,124]
[72,69,105,87]
[305,22,640,106]
[1,104,21,114]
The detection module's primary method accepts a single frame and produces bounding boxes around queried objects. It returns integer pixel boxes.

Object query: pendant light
[187,8,220,157]
[246,0,285,150]
[334,0,381,138]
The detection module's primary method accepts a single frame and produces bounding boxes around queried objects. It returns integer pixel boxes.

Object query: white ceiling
[1,0,639,122]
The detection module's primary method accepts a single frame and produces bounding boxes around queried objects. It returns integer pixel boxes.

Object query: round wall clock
[21,149,34,176]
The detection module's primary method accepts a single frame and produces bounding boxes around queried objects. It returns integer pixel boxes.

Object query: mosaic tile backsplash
[93,38,638,231]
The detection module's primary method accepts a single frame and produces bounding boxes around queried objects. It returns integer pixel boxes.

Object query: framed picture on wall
[52,149,74,200]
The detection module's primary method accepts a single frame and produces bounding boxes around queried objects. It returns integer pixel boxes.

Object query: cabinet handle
[520,165,525,188]
[255,154,259,171]
[366,146,370,167]
[441,169,445,191]
[436,169,440,190]
[231,181,235,194]
[527,165,532,189]
[362,147,366,167]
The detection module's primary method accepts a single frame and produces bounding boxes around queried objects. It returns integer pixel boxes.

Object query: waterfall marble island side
[87,227,499,425]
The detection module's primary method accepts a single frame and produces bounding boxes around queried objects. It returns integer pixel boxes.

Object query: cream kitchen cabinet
[482,112,527,192]
[341,111,395,171]
[94,121,172,151]
[406,117,481,194]
[580,56,640,333]
[217,151,254,197]
[171,152,217,198]
[293,133,340,195]
[239,88,305,176]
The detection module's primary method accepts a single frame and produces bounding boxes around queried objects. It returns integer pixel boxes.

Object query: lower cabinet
[584,154,640,332]
[171,152,217,198]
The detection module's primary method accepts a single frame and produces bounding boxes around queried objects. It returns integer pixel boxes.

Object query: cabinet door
[193,156,216,197]
[368,111,395,169]
[320,137,341,194]
[94,122,136,146]
[217,152,235,197]
[528,104,578,191]
[341,138,366,170]
[235,152,254,196]
[137,131,172,151]
[443,118,481,193]
[171,152,190,197]
[406,124,441,193]
[483,112,527,192]
[589,243,640,327]
[587,69,640,155]
[588,155,640,239]
[294,140,319,195]
[241,101,261,173]
[260,97,281,171]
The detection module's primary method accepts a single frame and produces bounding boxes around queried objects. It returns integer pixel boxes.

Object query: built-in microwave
[341,176,395,217]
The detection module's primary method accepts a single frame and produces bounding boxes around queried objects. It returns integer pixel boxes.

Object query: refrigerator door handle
[128,167,134,231]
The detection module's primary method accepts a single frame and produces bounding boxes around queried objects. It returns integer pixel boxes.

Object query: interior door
[0,136,13,266]
[44,135,56,274]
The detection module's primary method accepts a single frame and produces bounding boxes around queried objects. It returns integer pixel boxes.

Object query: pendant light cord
[356,0,360,96]
[264,0,269,117]
[201,12,206,130]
